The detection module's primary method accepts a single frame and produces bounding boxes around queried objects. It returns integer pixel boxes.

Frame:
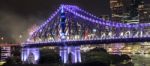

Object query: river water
[132,54,150,66]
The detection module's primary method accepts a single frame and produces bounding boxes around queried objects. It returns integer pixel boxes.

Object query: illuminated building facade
[140,4,150,23]
[0,47,11,61]
[110,0,124,22]
[110,0,144,23]
[107,0,148,54]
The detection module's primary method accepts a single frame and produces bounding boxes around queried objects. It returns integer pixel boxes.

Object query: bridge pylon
[59,46,81,63]
[59,5,81,63]
[21,47,40,64]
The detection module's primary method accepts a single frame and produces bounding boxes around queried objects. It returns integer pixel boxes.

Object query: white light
[93,29,96,32]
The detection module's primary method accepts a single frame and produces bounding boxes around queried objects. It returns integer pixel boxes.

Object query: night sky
[144,0,150,4]
[0,0,110,43]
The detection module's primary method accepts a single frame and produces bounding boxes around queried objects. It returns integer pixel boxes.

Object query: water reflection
[132,54,150,66]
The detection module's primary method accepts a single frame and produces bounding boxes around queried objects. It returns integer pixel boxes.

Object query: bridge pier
[59,46,81,64]
[21,48,40,64]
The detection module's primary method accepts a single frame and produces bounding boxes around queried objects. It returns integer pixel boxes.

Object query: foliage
[90,47,107,53]
[110,54,122,64]
[65,61,109,66]
[110,54,131,64]
[120,54,131,61]
[82,48,111,64]
[82,47,132,65]
[39,48,61,64]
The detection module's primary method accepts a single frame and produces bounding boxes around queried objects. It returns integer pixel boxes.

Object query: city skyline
[0,1,150,65]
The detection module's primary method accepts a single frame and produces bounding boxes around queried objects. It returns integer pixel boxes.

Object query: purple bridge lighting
[21,4,150,64]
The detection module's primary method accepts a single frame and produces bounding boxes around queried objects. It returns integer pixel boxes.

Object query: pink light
[28,24,38,36]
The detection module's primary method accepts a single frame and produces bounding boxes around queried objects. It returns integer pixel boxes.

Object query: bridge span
[21,5,150,64]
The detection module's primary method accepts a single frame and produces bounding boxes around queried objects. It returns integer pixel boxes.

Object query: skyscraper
[110,0,124,22]
[139,0,150,23]
[110,0,144,23]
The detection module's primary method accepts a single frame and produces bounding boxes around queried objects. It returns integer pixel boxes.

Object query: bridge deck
[24,37,150,47]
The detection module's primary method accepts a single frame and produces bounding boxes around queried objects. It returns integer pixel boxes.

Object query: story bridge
[21,5,150,64]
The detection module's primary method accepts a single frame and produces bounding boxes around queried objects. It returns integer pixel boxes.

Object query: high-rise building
[110,0,144,23]
[108,0,145,54]
[139,2,150,23]
[110,0,124,22]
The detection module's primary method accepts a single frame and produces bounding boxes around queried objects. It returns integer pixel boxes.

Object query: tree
[110,54,122,64]
[120,54,131,61]
[90,47,107,52]
[110,54,131,65]
[39,48,61,64]
[3,57,16,66]
[83,48,111,64]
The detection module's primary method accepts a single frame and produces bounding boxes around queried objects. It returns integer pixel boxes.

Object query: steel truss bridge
[21,5,150,64]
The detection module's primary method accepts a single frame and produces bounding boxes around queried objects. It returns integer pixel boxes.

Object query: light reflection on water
[132,54,150,66]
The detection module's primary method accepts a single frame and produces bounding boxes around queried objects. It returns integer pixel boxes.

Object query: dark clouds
[0,0,110,43]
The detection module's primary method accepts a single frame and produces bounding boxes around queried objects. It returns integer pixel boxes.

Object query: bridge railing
[25,30,150,44]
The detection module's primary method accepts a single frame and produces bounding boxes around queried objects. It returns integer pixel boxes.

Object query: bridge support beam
[59,5,81,64]
[59,46,81,64]
[21,48,40,64]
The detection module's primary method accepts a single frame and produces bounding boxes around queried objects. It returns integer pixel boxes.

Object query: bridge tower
[59,5,81,63]
[21,47,40,64]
